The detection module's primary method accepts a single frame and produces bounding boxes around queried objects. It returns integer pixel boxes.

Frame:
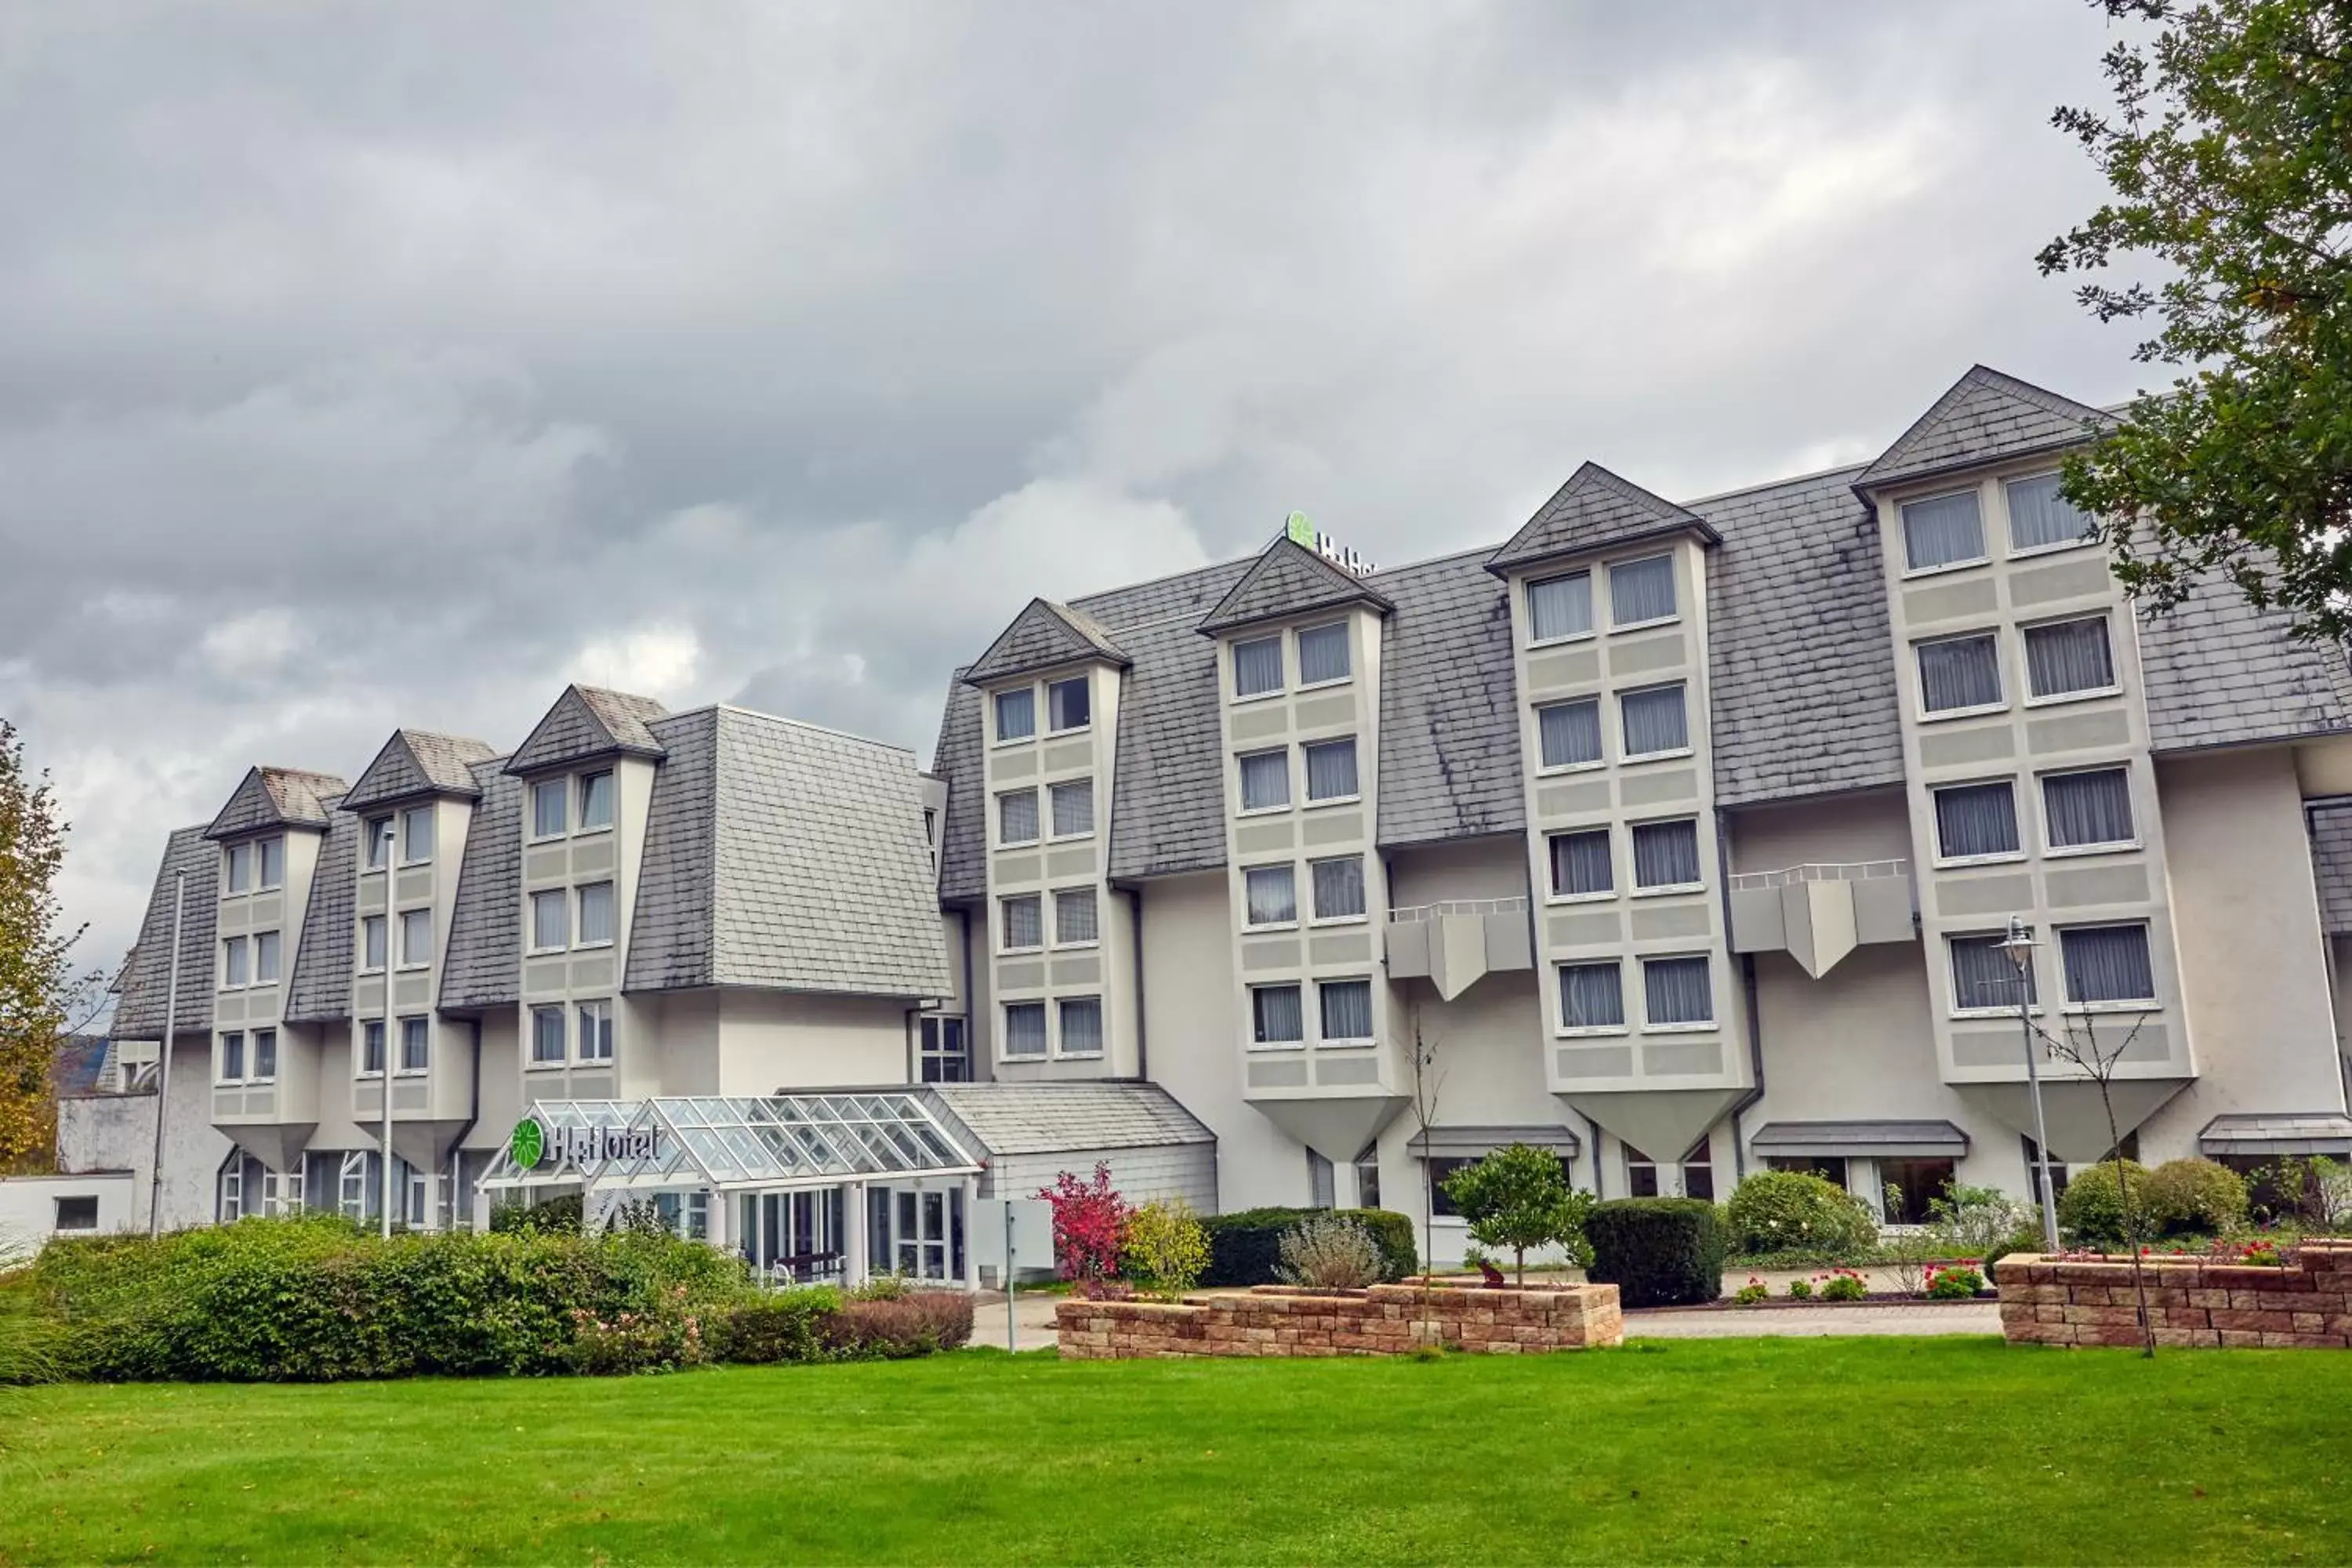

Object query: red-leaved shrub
[826,1291,975,1359]
[1039,1163,1130,1281]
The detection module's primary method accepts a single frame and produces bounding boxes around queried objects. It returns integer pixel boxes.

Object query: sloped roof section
[1374,549,1524,847]
[961,599,1131,687]
[1855,365,2111,492]
[921,1081,1214,1156]
[1486,461,1719,575]
[2141,578,2352,752]
[111,826,218,1036]
[619,711,720,990]
[440,760,524,1011]
[1197,535,1393,636]
[505,685,670,775]
[339,730,499,812]
[2307,800,2352,936]
[932,672,987,902]
[284,806,360,1022]
[203,766,347,840]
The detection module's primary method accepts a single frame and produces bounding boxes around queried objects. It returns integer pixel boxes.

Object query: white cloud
[566,625,702,701]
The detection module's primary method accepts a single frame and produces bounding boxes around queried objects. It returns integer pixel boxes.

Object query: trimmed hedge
[1584,1198,1724,1308]
[710,1288,843,1364]
[2056,1159,2151,1245]
[2142,1158,2249,1236]
[1200,1208,1417,1287]
[1722,1171,1877,1261]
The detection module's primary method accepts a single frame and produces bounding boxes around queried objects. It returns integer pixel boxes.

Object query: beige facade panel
[2010,555,2113,606]
[1301,811,1365,845]
[1538,779,1613,815]
[1317,1057,1382,1086]
[993,851,1040,882]
[1294,694,1355,728]
[996,960,1044,989]
[1312,931,1374,964]
[1248,1058,1309,1088]
[1548,910,1622,946]
[2046,862,2151,906]
[523,961,564,993]
[1556,1046,1634,1079]
[1904,576,1999,624]
[572,838,615,875]
[2027,708,2132,754]
[1051,955,1102,985]
[1241,938,1301,971]
[1620,768,1698,808]
[1229,707,1288,742]
[1234,822,1293,854]
[1526,648,1601,691]
[1630,902,1710,940]
[1607,633,1688,678]
[1042,740,1092,771]
[1936,873,2034,917]
[524,848,566,883]
[1917,725,2016,768]
[1643,1040,1723,1075]
[1047,846,1098,877]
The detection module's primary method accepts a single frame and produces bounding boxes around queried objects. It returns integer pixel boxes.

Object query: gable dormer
[1197,535,1394,641]
[1486,461,1719,579]
[1853,364,2111,497]
[340,730,499,815]
[503,684,670,778]
[204,765,343,843]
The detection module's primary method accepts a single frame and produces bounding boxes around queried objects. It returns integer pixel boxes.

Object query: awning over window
[1406,1123,1581,1159]
[1749,1120,1969,1159]
[480,1094,982,1194]
[2199,1112,2352,1157]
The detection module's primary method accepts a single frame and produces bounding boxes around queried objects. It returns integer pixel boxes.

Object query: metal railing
[1726,858,1911,893]
[1389,896,1530,923]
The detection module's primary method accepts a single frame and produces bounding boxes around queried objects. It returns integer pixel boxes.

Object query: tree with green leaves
[0,720,97,1171]
[1440,1143,1595,1286]
[2041,0,2352,637]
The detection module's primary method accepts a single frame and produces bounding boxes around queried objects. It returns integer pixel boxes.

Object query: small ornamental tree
[1121,1199,1210,1301]
[1037,1163,1129,1282]
[1440,1144,1593,1284]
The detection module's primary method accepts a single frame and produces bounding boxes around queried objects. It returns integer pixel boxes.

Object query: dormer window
[1609,554,1676,627]
[532,779,566,839]
[399,805,434,865]
[257,837,284,891]
[2005,474,2096,552]
[1901,490,1987,572]
[1047,676,1091,733]
[1233,636,1284,699]
[1526,571,1593,644]
[365,816,393,870]
[995,688,1036,742]
[1297,622,1350,686]
[579,770,615,832]
[225,842,252,895]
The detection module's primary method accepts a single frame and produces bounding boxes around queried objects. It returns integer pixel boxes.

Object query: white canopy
[481,1094,982,1194]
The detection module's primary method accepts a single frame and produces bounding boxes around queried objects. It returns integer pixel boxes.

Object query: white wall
[717,989,910,1092]
[988,1142,1216,1213]
[0,1171,139,1250]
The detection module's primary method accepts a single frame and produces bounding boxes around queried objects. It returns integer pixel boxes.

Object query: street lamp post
[1994,915,2061,1254]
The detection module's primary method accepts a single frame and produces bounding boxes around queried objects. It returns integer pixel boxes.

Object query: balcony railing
[1728,859,1909,892]
[1391,896,1530,924]
[1728,859,1915,978]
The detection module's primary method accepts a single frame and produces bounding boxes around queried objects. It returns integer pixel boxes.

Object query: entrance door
[869,1185,963,1282]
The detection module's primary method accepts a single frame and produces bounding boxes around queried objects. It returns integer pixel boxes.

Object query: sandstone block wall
[1054,1280,1624,1359]
[1995,1242,2352,1349]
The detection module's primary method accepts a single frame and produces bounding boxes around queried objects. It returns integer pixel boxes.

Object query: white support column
[961,1175,980,1293]
[471,1184,491,1232]
[707,1187,731,1256]
[845,1181,869,1288]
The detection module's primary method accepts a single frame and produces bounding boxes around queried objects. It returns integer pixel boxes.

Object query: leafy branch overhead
[0,720,103,1170]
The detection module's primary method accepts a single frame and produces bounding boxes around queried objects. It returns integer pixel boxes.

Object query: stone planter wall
[1054,1281,1624,1359]
[1995,1241,2352,1348]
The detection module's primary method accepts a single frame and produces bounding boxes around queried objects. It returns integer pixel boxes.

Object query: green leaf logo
[509,1118,544,1169]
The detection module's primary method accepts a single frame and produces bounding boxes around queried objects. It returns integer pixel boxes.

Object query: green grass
[4,1338,2350,1564]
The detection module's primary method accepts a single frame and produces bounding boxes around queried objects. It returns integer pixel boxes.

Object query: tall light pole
[147,871,186,1237]
[379,818,397,1240]
[1995,915,2061,1254]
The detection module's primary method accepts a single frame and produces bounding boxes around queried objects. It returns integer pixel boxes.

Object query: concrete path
[1624,1301,2001,1338]
[971,1290,1066,1352]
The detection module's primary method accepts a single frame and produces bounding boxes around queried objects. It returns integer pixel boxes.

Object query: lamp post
[1994,915,2061,1253]
[379,818,397,1240]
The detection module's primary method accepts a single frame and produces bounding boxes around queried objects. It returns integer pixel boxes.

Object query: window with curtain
[1244,865,1297,926]
[1901,489,1986,570]
[253,930,281,984]
[1319,979,1374,1042]
[1054,887,1099,945]
[1643,956,1714,1025]
[1058,997,1104,1056]
[998,789,1040,844]
[226,842,252,894]
[1000,895,1042,950]
[401,805,434,863]
[1558,962,1625,1029]
[361,1021,386,1076]
[1620,684,1689,757]
[1298,622,1351,684]
[532,780,567,839]
[1538,699,1603,768]
[1239,750,1290,811]
[399,1017,429,1072]
[2060,924,2157,1004]
[1631,819,1700,889]
[2024,615,2115,699]
[1233,635,1284,697]
[530,891,566,950]
[1933,780,2020,860]
[577,999,614,1061]
[257,837,285,890]
[399,909,433,965]
[1048,676,1091,731]
[363,914,387,970]
[1304,738,1359,801]
[1251,985,1305,1047]
[1312,856,1366,920]
[576,881,615,946]
[2044,768,2136,849]
[994,688,1036,742]
[579,771,615,831]
[1950,932,2034,1011]
[365,815,393,869]
[2006,473,2096,550]
[531,1006,566,1064]
[1610,554,1677,625]
[253,1029,277,1080]
[1917,633,2002,713]
[1549,829,1613,897]
[1526,572,1593,643]
[220,1032,245,1082]
[223,935,249,987]
[1049,779,1094,837]
[1004,1002,1048,1058]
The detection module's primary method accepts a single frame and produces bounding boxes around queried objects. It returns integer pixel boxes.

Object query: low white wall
[0,1171,140,1250]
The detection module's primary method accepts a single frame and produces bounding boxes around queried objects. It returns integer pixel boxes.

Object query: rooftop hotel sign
[507,1116,660,1170]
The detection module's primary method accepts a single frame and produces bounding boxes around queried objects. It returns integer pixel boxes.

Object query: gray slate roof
[284,805,360,1022]
[1196,535,1394,636]
[2307,800,2352,936]
[339,730,499,812]
[505,685,670,776]
[1855,365,2111,492]
[623,707,952,998]
[111,826,217,1036]
[2140,576,2352,751]
[203,766,347,840]
[1373,549,1525,847]
[1486,460,1719,574]
[2200,1112,2352,1153]
[920,1080,1214,1156]
[932,671,989,902]
[961,599,1131,686]
[440,760,524,1011]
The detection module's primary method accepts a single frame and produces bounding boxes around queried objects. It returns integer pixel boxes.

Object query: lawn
[4,1338,2350,1565]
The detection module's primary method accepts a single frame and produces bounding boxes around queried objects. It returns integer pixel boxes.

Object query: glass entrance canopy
[481,1094,982,1195]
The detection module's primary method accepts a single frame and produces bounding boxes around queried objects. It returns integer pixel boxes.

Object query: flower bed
[1054,1281,1623,1359]
[1995,1240,2352,1348]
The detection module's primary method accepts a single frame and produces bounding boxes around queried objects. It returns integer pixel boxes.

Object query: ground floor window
[919,1014,971,1082]
[1878,1158,1957,1225]
[1353,1143,1381,1210]
[1681,1136,1715,1201]
[53,1195,98,1231]
[742,1189,847,1282]
[1307,1150,1335,1209]
[1766,1154,1849,1191]
[2022,1136,2069,1211]
[1428,1152,1576,1218]
[1624,1145,1660,1199]
[869,1185,964,1282]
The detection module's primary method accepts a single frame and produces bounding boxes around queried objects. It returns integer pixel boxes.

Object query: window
[1049,779,1094,837]
[1319,979,1374,1044]
[365,816,392,870]
[1311,856,1366,920]
[1630,819,1700,890]
[218,1156,244,1223]
[399,1016,429,1073]
[1901,489,1986,570]
[2006,472,2096,551]
[919,1016,971,1083]
[998,788,1040,846]
[1004,1002,1047,1059]
[53,1196,98,1232]
[1251,984,1305,1048]
[1951,931,2034,1011]
[1917,632,2003,713]
[1880,1158,1958,1225]
[1047,676,1091,732]
[1428,1153,1577,1218]
[1239,749,1290,811]
[253,930,281,984]
[2044,768,2136,850]
[1354,1145,1381,1210]
[1233,635,1284,698]
[222,935,249,988]
[1526,571,1593,643]
[1308,1150,1337,1210]
[1642,955,1713,1026]
[1610,554,1677,626]
[1001,894,1043,951]
[532,779,568,839]
[1625,1145,1660,1199]
[530,1005,566,1065]
[2024,615,2115,700]
[253,1028,277,1080]
[1298,622,1350,684]
[994,687,1036,742]
[400,805,434,864]
[1682,1137,1715,1202]
[1244,864,1297,927]
[257,837,285,891]
[226,841,252,895]
[530,889,568,950]
[220,1031,245,1081]
[579,771,615,831]
[361,1019,386,1076]
[1933,780,2020,861]
[1537,699,1604,769]
[2060,923,2157,1005]
[1058,996,1104,1057]
[398,909,432,967]
[361,915,387,971]
[1303,738,1359,802]
[576,881,615,946]
[1558,962,1625,1030]
[577,999,613,1062]
[1549,829,1613,898]
[1054,887,1099,946]
[1620,684,1689,757]
[1768,1155,1849,1189]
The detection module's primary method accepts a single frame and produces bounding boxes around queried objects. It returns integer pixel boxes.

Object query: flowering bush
[1123,1199,1210,1301]
[1722,1171,1878,1261]
[1923,1262,1984,1299]
[565,1285,707,1375]
[1733,1276,1769,1305]
[1817,1269,1867,1302]
[1039,1163,1131,1282]
[1787,1277,1813,1300]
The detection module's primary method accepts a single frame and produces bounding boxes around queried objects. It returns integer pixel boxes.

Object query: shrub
[828,1291,975,1359]
[1722,1171,1878,1260]
[710,1287,843,1364]
[1275,1217,1384,1290]
[1817,1270,1867,1301]
[1583,1198,1724,1308]
[1787,1277,1813,1300]
[1926,1184,2026,1258]
[1439,1144,1595,1281]
[2056,1159,2152,1247]
[1123,1200,1210,1300]
[1924,1263,1984,1299]
[489,1194,583,1234]
[1982,1221,2047,1279]
[2142,1159,2249,1236]
[1733,1277,1768,1305]
[2246,1154,2352,1229]
[848,1274,911,1302]
[565,1284,707,1375]
[1037,1163,1129,1281]
[1200,1208,1416,1287]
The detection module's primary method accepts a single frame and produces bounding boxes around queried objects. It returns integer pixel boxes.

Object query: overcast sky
[1,2,2147,993]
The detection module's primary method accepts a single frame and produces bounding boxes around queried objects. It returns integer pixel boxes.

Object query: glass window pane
[995,688,1036,742]
[532,890,568,949]
[577,882,615,945]
[1902,490,1986,570]
[1527,572,1593,643]
[1057,996,1104,1055]
[1319,980,1373,1042]
[221,1032,244,1080]
[1951,934,2033,1011]
[1298,623,1351,684]
[1917,634,2002,713]
[1559,963,1624,1029]
[1934,782,2020,859]
[1630,820,1700,889]
[400,1017,429,1071]
[2024,616,2114,699]
[1048,677,1091,731]
[1245,865,1297,926]
[532,780,568,838]
[1550,829,1613,897]
[258,838,284,890]
[1609,554,1676,626]
[578,999,613,1061]
[1054,887,1098,945]
[1642,956,1713,1025]
[1311,857,1364,920]
[1239,750,1290,811]
[365,817,392,869]
[227,843,252,894]
[401,806,434,863]
[1304,739,1359,801]
[253,931,281,983]
[998,789,1040,844]
[223,936,249,987]
[2006,473,2096,551]
[253,1029,276,1079]
[1004,1003,1047,1058]
[2044,769,2135,848]
[579,771,615,831]
[362,916,387,969]
[1049,780,1094,837]
[2060,924,2156,1004]
[1233,636,1285,697]
[361,1022,385,1075]
[400,909,431,965]
[1251,985,1304,1046]
[532,1006,567,1063]
[1538,699,1603,768]
[1620,684,1688,757]
[1002,895,1042,949]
